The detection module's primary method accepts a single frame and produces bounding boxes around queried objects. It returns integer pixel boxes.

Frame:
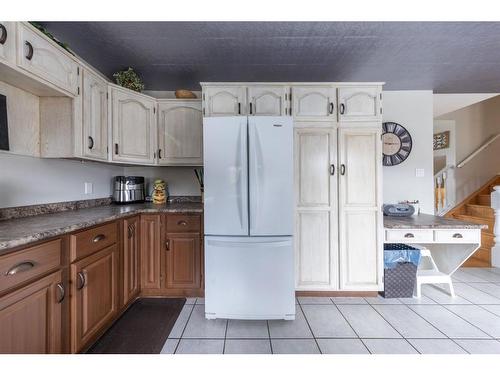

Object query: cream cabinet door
[294,128,338,290]
[338,127,383,290]
[0,22,16,64]
[158,100,203,165]
[247,85,289,116]
[111,87,157,164]
[16,23,79,96]
[338,86,382,122]
[292,85,336,121]
[203,86,246,116]
[82,70,108,161]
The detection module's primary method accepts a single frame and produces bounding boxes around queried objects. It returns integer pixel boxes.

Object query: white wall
[383,91,434,214]
[0,153,124,208]
[123,166,201,197]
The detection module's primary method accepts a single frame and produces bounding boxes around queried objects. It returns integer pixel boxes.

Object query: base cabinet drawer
[0,270,63,354]
[0,239,62,294]
[385,229,434,243]
[434,229,480,243]
[70,245,118,353]
[70,222,117,262]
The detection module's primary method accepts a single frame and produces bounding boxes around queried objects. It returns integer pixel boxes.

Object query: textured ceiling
[39,22,500,92]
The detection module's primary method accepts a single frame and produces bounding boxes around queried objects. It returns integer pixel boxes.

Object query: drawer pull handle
[25,41,34,61]
[77,272,86,290]
[56,283,65,303]
[6,261,35,276]
[93,234,105,243]
[404,233,415,238]
[177,220,188,226]
[453,233,463,239]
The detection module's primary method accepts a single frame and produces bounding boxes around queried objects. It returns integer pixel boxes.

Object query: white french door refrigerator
[203,116,295,320]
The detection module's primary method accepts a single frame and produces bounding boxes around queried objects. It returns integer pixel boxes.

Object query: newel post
[492,186,500,268]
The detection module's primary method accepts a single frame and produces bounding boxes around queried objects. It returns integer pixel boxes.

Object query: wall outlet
[84,182,93,194]
[415,168,425,178]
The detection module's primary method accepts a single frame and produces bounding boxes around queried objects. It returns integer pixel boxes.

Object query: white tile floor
[161,267,500,354]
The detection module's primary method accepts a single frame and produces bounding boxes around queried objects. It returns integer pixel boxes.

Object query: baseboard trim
[295,290,379,297]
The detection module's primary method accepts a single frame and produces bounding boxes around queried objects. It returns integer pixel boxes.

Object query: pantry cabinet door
[111,87,157,164]
[203,86,246,116]
[294,128,338,290]
[0,271,63,354]
[82,69,108,160]
[17,23,79,96]
[292,85,336,121]
[158,100,203,165]
[0,22,16,64]
[338,127,383,291]
[247,85,289,116]
[337,86,382,122]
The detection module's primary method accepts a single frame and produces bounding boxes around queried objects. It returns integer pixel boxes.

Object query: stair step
[477,194,491,206]
[466,204,494,219]
[453,214,494,233]
[463,257,491,268]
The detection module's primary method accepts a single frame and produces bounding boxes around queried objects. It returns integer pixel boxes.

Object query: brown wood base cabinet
[0,270,64,353]
[70,245,118,353]
[122,216,140,307]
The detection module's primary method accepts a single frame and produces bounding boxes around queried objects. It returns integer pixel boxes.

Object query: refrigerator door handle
[250,123,264,232]
[206,239,291,248]
[236,123,246,231]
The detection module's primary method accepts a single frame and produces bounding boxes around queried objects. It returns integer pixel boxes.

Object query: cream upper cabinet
[337,86,382,122]
[158,100,203,166]
[338,126,382,290]
[110,86,157,165]
[247,85,289,116]
[0,22,16,64]
[82,69,108,161]
[203,86,246,116]
[292,85,336,121]
[294,128,338,290]
[16,23,79,96]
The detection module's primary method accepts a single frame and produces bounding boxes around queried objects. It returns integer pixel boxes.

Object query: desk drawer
[434,229,480,243]
[0,239,62,294]
[70,222,117,262]
[386,229,433,243]
[166,214,201,233]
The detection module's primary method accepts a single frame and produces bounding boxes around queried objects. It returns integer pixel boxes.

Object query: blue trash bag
[383,244,421,269]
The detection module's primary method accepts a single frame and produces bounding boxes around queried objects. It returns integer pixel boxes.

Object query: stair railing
[492,186,500,267]
[435,165,455,216]
[457,133,500,169]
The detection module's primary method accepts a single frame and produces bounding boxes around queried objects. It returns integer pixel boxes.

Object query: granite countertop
[384,213,487,229]
[0,202,203,252]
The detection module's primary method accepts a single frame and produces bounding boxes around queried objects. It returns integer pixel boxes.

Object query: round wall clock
[382,122,412,166]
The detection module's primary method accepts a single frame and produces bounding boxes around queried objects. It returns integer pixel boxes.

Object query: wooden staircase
[445,174,500,267]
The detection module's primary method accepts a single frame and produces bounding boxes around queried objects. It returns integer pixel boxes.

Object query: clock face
[382,122,412,166]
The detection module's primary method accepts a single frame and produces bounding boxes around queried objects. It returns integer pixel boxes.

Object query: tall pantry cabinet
[293,84,383,292]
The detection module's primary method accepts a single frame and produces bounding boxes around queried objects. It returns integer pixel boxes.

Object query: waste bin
[383,244,421,298]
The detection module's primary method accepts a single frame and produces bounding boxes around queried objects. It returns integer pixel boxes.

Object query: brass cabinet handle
[114,143,119,155]
[0,24,7,45]
[92,234,105,243]
[453,233,463,239]
[25,41,34,60]
[88,136,94,150]
[166,239,170,251]
[177,220,188,226]
[329,102,334,114]
[158,149,162,159]
[56,283,65,303]
[339,103,345,115]
[404,233,415,238]
[6,261,35,276]
[77,272,86,290]
[128,224,135,239]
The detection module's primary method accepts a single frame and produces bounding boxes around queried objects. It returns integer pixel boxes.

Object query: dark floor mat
[87,298,185,354]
